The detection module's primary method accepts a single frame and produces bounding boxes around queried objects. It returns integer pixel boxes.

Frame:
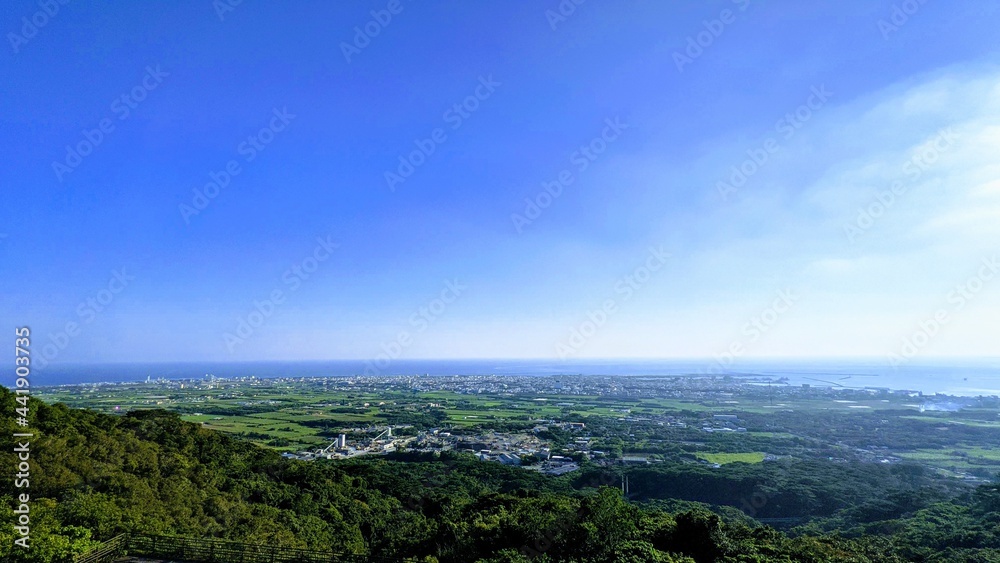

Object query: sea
[28,358,1000,397]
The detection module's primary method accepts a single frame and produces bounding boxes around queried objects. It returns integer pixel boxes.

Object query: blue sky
[2,0,999,367]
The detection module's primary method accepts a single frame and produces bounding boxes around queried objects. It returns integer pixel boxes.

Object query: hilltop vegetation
[1,387,999,562]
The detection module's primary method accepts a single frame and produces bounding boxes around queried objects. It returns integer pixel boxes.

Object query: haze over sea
[36,359,1000,397]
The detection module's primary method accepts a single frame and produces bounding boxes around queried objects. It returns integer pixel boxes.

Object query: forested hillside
[1,387,997,562]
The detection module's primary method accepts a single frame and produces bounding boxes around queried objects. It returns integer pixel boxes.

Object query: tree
[577,487,639,559]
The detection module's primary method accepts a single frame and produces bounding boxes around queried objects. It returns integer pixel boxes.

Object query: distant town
[37,372,1000,483]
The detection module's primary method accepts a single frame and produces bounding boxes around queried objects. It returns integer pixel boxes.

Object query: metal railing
[72,534,126,563]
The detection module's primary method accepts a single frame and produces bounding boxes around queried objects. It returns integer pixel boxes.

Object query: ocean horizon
[30,358,1000,397]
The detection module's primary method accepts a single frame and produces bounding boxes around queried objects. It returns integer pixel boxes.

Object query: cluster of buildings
[702,414,748,433]
[278,422,594,476]
[282,426,411,461]
[413,428,584,475]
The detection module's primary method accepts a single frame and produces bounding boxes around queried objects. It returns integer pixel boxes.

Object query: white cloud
[629,65,1000,358]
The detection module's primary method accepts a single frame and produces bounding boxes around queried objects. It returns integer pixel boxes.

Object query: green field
[897,446,1000,474]
[695,452,766,465]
